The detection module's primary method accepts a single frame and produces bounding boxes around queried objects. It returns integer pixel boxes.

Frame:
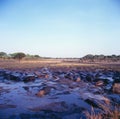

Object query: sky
[0,0,120,57]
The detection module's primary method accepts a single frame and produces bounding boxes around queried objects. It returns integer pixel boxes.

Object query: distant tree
[83,54,94,62]
[84,54,94,59]
[0,52,7,59]
[98,55,105,61]
[13,52,26,62]
[34,55,40,58]
[118,55,120,59]
[112,54,116,57]
[9,53,16,58]
[111,55,117,62]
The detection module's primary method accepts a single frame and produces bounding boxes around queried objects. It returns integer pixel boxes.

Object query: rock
[3,71,21,81]
[95,80,104,86]
[112,83,120,94]
[113,72,120,83]
[23,86,29,91]
[82,93,110,105]
[86,75,93,82]
[45,74,49,78]
[94,77,110,86]
[36,90,45,97]
[34,71,42,78]
[0,70,6,76]
[76,77,81,82]
[113,77,120,83]
[65,72,81,82]
[36,86,51,97]
[85,99,99,108]
[65,72,74,80]
[23,75,36,82]
[41,67,50,74]
[9,74,21,81]
[53,75,59,80]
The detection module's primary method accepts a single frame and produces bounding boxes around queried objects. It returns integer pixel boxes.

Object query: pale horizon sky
[0,0,120,58]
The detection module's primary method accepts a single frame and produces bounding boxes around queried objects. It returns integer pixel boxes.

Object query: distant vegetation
[80,54,120,63]
[0,52,41,61]
[10,52,26,62]
[0,52,120,63]
[0,52,7,59]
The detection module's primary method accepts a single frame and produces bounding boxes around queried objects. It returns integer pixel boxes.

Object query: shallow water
[0,68,120,119]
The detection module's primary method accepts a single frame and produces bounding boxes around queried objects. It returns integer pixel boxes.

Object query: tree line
[0,52,41,62]
[80,54,120,62]
[0,52,120,63]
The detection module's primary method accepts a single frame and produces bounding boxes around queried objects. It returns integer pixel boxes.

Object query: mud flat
[0,65,120,119]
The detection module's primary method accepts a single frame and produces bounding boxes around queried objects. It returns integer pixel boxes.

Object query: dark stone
[23,75,35,82]
[113,72,120,83]
[3,72,21,81]
[85,99,99,108]
[113,77,120,83]
[65,72,74,80]
[86,75,93,82]
[0,70,6,76]
[36,86,51,97]
[9,74,21,81]
[112,83,120,94]
[95,80,104,86]
[94,78,110,86]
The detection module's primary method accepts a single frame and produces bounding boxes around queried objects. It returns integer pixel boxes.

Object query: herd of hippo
[0,67,120,119]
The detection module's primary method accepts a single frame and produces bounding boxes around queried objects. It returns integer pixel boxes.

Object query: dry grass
[0,59,120,71]
[85,105,120,119]
[85,107,103,119]
[0,59,99,69]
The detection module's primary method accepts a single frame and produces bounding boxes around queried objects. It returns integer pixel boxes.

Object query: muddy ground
[0,61,120,119]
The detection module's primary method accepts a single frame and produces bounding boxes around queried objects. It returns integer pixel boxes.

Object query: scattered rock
[95,80,104,86]
[34,71,42,78]
[76,77,81,82]
[36,86,51,97]
[85,99,99,108]
[0,68,119,119]
[0,70,6,76]
[65,72,74,80]
[86,75,93,82]
[3,72,21,81]
[23,75,36,82]
[113,77,120,83]
[36,90,45,97]
[112,83,120,94]
[9,73,21,81]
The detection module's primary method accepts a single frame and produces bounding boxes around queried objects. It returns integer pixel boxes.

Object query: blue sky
[0,0,120,57]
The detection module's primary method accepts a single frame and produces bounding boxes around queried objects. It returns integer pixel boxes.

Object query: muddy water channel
[0,68,120,119]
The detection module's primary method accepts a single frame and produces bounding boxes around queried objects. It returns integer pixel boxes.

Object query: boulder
[95,80,104,86]
[113,77,120,83]
[0,70,6,77]
[23,75,36,82]
[36,86,51,97]
[85,99,99,108]
[76,77,81,82]
[34,71,42,78]
[65,72,74,80]
[45,74,49,78]
[85,75,93,82]
[3,72,21,81]
[9,74,21,81]
[36,90,45,97]
[94,77,110,86]
[112,83,120,94]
